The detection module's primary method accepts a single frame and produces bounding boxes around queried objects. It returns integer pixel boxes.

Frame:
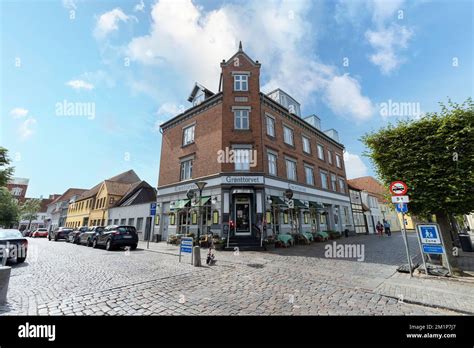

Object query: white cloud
[66,79,95,90]
[10,108,29,118]
[157,103,185,118]
[126,0,373,120]
[134,0,145,12]
[366,24,412,75]
[324,74,374,120]
[344,151,369,179]
[94,8,133,39]
[18,118,37,140]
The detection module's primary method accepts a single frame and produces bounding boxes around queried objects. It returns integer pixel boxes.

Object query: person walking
[383,219,391,236]
[376,221,384,237]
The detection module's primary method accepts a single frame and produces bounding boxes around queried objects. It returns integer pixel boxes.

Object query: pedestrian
[383,219,391,236]
[376,221,384,237]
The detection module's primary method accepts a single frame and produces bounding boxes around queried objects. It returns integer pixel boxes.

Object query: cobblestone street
[1,232,472,316]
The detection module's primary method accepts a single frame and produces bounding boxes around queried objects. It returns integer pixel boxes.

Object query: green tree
[362,99,474,273]
[0,187,20,228]
[20,198,42,232]
[0,147,14,187]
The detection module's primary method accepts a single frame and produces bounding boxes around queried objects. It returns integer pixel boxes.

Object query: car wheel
[105,239,113,251]
[48,235,51,241]
[92,239,98,248]
[54,236,58,241]
[130,244,137,251]
[17,257,26,263]
[87,238,92,247]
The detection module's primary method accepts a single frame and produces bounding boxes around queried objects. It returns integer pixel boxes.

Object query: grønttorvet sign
[223,176,264,184]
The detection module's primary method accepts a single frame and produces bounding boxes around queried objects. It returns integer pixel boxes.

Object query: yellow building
[65,170,140,228]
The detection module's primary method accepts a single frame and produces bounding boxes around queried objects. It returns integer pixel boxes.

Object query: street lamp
[195,181,207,240]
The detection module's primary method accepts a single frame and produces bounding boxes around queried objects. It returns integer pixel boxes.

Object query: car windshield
[0,230,23,239]
[95,227,104,232]
[117,226,136,234]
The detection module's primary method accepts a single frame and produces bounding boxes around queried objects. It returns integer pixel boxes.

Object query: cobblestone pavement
[0,233,470,315]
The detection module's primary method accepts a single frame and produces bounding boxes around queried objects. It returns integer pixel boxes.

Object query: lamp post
[195,181,207,241]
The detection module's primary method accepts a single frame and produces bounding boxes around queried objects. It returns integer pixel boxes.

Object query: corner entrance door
[235,196,251,235]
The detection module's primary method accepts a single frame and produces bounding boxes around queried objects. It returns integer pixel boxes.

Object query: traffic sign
[395,203,408,213]
[390,181,408,195]
[150,202,157,216]
[391,195,409,203]
[418,224,441,244]
[179,237,194,264]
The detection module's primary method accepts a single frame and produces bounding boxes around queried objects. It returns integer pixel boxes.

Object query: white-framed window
[304,166,314,185]
[285,159,297,181]
[327,150,333,164]
[234,148,251,171]
[302,136,311,154]
[339,178,345,193]
[283,126,294,146]
[320,170,328,189]
[331,173,337,191]
[234,74,248,91]
[336,154,342,168]
[234,109,249,129]
[193,90,205,106]
[266,115,275,137]
[317,144,325,160]
[183,124,195,146]
[180,159,193,181]
[267,152,277,176]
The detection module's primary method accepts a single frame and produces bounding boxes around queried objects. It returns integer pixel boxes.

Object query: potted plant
[328,230,341,240]
[213,237,225,250]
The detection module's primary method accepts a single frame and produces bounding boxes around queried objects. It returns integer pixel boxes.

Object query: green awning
[292,199,308,208]
[309,201,325,209]
[191,196,211,207]
[270,196,286,206]
[170,199,190,210]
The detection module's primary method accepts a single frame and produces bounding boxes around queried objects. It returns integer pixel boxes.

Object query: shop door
[235,197,251,235]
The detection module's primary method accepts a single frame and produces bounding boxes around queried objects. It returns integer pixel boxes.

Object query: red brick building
[6,177,29,203]
[157,43,353,248]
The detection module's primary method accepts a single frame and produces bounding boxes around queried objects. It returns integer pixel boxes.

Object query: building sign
[223,176,264,184]
[288,183,307,193]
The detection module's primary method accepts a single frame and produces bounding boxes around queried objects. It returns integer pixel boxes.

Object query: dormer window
[233,74,248,91]
[193,90,205,106]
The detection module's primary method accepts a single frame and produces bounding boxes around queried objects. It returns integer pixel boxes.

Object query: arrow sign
[395,203,408,213]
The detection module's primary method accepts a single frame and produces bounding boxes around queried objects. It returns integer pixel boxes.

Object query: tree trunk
[436,212,460,274]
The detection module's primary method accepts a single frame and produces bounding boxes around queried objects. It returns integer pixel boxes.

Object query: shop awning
[292,199,308,208]
[270,196,286,206]
[309,201,325,210]
[170,199,190,210]
[191,196,211,207]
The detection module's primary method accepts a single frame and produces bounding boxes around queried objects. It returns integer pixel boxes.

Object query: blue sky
[1,0,472,198]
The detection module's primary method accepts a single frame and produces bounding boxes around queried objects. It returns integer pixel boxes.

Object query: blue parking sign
[150,202,157,216]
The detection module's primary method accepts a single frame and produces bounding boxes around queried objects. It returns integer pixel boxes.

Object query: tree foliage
[362,99,474,217]
[20,198,42,223]
[0,147,14,187]
[0,187,20,227]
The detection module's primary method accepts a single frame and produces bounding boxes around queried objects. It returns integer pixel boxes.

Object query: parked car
[49,227,73,241]
[92,225,138,251]
[66,226,88,244]
[31,228,48,238]
[79,226,104,247]
[0,229,28,263]
[22,229,32,237]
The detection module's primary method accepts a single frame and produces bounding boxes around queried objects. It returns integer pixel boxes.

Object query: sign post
[416,223,452,276]
[148,203,157,249]
[179,237,194,264]
[390,181,413,277]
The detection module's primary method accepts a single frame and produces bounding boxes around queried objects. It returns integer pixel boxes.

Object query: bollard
[0,266,12,305]
[193,246,201,267]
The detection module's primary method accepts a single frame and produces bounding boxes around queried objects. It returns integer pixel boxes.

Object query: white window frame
[330,173,337,191]
[317,144,325,160]
[266,114,275,137]
[320,170,328,189]
[233,74,248,91]
[234,148,251,171]
[285,158,297,181]
[302,136,311,154]
[327,150,333,164]
[234,109,249,130]
[267,152,277,176]
[336,154,342,168]
[304,165,314,186]
[182,124,195,146]
[180,158,193,181]
[339,178,346,193]
[283,126,294,146]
